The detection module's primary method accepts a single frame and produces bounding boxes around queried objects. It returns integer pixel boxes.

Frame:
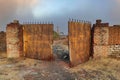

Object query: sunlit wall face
[0,0,120,33]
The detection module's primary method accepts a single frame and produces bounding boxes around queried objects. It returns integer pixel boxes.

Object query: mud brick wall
[109,26,120,57]
[0,31,6,51]
[109,26,120,45]
[68,20,91,66]
[94,27,109,45]
[93,20,109,58]
[94,45,109,58]
[93,20,120,58]
[23,24,53,60]
[6,21,23,58]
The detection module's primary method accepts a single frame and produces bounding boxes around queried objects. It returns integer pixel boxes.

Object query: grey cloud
[0,0,37,30]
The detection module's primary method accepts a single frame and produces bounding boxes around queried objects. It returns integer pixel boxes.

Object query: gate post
[6,20,23,58]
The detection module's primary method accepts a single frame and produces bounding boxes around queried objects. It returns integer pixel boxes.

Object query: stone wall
[93,26,109,58]
[94,27,109,45]
[6,20,23,58]
[109,45,120,57]
[93,20,120,58]
[109,26,120,58]
[94,46,109,58]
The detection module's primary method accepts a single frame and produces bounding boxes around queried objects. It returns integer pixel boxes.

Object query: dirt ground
[0,40,120,80]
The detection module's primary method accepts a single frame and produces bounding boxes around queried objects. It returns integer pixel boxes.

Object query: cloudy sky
[0,0,120,33]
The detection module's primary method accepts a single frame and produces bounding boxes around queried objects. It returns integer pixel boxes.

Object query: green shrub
[53,31,59,40]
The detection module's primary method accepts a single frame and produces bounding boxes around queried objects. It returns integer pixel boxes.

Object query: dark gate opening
[52,19,91,66]
[53,38,70,63]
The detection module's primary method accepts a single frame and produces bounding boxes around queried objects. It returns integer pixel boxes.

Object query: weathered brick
[6,20,23,58]
[94,46,109,58]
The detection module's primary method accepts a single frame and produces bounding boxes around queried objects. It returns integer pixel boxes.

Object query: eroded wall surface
[6,21,23,58]
[109,26,120,57]
[93,26,109,58]
[93,20,120,58]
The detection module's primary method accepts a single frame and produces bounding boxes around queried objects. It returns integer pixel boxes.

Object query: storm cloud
[0,0,38,30]
[0,0,120,33]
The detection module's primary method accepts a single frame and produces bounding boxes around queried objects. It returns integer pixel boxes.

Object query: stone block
[93,45,109,58]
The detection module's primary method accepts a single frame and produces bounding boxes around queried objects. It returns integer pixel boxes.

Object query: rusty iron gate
[68,20,91,66]
[23,24,53,60]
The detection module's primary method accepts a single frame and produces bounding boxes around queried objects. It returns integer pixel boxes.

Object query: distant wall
[109,26,120,57]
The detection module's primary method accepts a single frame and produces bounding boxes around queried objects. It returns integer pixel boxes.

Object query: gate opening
[53,37,70,63]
